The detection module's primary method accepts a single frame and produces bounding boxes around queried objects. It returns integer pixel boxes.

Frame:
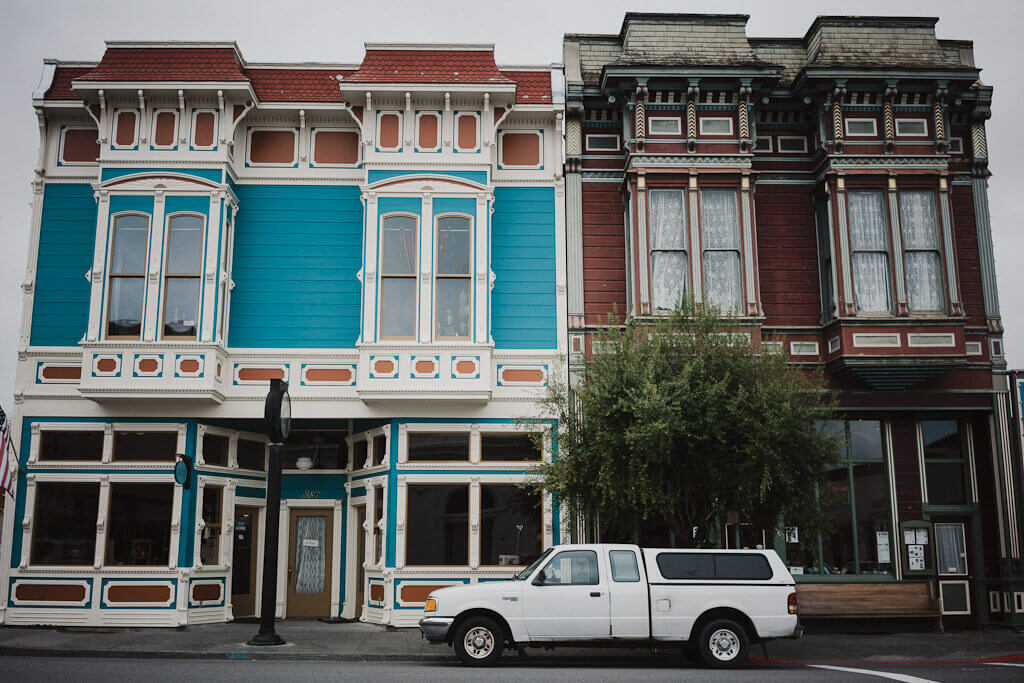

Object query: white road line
[986,662,1024,667]
[808,664,939,683]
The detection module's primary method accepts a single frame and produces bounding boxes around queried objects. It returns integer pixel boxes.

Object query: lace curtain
[935,524,966,575]
[848,192,891,313]
[649,190,687,310]
[293,516,327,594]
[700,190,741,312]
[900,191,943,311]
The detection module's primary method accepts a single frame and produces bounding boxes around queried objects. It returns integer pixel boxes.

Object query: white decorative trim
[698,117,733,136]
[789,341,819,356]
[584,134,619,152]
[907,333,955,348]
[852,333,901,348]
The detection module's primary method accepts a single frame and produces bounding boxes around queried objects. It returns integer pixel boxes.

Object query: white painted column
[553,179,569,351]
[361,192,379,343]
[687,174,703,303]
[143,191,167,341]
[419,194,434,343]
[469,477,480,569]
[635,174,650,314]
[200,192,222,342]
[395,477,407,569]
[474,193,489,344]
[886,176,908,315]
[938,176,962,315]
[739,175,757,316]
[86,190,111,342]
[364,485,377,574]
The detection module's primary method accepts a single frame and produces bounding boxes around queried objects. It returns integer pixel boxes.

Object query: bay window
[700,189,742,312]
[379,214,417,339]
[162,214,204,338]
[435,215,471,338]
[480,485,542,566]
[105,483,174,566]
[107,214,149,338]
[30,483,100,565]
[648,190,687,310]
[899,191,944,312]
[847,191,891,314]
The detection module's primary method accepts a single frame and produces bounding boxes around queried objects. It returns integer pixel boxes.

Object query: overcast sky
[0,0,1020,404]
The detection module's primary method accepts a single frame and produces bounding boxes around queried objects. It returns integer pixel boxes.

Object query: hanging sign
[174,454,193,488]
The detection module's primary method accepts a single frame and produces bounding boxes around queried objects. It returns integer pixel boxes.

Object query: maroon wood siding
[951,185,985,327]
[582,185,626,324]
[890,416,923,522]
[755,184,821,326]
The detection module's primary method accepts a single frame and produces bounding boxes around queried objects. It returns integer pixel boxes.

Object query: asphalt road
[4,656,1024,682]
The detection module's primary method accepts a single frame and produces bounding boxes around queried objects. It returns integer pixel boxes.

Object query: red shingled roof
[344,49,515,84]
[45,66,94,100]
[502,70,552,104]
[248,68,353,102]
[76,47,248,82]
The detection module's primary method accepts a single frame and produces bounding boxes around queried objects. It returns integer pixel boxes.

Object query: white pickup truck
[419,543,802,668]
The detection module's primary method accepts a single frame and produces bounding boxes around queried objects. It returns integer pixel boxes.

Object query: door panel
[286,509,333,618]
[231,506,259,618]
[523,549,610,639]
[607,548,648,638]
[355,506,366,619]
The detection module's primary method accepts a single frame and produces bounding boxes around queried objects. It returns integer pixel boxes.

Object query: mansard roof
[38,41,552,106]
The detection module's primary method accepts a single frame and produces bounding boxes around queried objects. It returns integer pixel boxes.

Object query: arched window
[106,214,150,338]
[379,214,417,339]
[435,215,471,339]
[163,214,204,339]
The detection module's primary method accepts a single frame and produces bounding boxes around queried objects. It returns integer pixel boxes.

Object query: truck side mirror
[532,570,548,586]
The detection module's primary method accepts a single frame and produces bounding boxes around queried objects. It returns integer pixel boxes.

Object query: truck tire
[696,618,749,668]
[453,615,505,667]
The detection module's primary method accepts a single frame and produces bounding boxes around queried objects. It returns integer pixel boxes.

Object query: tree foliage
[532,299,841,547]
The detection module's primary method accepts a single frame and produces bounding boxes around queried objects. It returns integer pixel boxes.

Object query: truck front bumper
[419,616,455,643]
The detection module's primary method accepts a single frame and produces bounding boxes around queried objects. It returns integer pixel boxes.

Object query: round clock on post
[264,378,291,444]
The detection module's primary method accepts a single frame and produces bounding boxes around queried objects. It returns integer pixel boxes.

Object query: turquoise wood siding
[491,187,557,349]
[228,185,363,348]
[30,183,97,346]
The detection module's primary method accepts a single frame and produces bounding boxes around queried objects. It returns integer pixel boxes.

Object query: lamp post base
[248,631,286,646]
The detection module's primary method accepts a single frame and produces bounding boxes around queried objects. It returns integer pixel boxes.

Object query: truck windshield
[515,547,553,580]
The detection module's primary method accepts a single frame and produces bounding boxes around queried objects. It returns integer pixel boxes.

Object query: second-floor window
[435,215,471,338]
[899,191,944,312]
[163,214,204,339]
[107,214,150,338]
[649,190,687,310]
[700,189,742,312]
[380,214,417,339]
[848,191,891,314]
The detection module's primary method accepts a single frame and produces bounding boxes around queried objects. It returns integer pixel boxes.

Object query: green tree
[533,299,841,548]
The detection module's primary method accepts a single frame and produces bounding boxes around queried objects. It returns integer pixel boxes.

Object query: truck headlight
[424,597,437,613]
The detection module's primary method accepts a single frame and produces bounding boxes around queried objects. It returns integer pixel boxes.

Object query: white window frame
[698,117,734,136]
[189,108,218,151]
[245,126,298,167]
[414,112,442,153]
[160,211,207,341]
[59,125,99,165]
[235,430,270,473]
[378,212,420,340]
[104,211,152,341]
[309,127,361,168]
[585,134,620,152]
[789,341,820,356]
[433,212,474,340]
[777,136,808,153]
[346,426,390,473]
[149,108,179,150]
[110,108,140,150]
[453,111,481,153]
[647,116,681,136]
[948,137,964,155]
[895,118,929,137]
[844,118,878,137]
[754,135,773,152]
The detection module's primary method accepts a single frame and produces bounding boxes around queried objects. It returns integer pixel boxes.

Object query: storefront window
[39,431,103,461]
[200,486,222,565]
[405,484,468,565]
[787,419,893,577]
[202,433,229,467]
[921,420,969,505]
[112,431,176,461]
[237,439,266,471]
[407,433,470,461]
[281,432,345,470]
[480,485,542,566]
[480,433,542,462]
[105,483,173,566]
[31,483,99,565]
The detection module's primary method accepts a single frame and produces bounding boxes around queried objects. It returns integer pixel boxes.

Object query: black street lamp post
[249,378,291,646]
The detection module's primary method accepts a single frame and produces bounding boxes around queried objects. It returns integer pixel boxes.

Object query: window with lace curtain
[700,189,742,312]
[899,191,944,312]
[380,214,418,339]
[648,190,687,310]
[848,191,891,314]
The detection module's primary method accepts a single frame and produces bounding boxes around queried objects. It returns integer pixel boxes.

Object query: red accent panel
[62,128,99,162]
[249,130,295,164]
[755,185,821,327]
[115,111,136,147]
[417,114,438,149]
[314,131,359,165]
[379,114,400,149]
[153,112,176,147]
[582,185,626,324]
[193,112,215,148]
[457,115,477,150]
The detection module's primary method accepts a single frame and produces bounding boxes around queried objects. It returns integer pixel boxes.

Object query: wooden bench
[796,582,941,623]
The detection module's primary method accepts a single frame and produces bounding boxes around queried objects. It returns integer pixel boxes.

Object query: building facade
[563,14,1022,628]
[1,42,566,627]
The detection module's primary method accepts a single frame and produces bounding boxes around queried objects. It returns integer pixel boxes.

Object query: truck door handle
[590,591,602,597]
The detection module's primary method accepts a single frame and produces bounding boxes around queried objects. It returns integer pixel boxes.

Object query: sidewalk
[1,620,1023,664]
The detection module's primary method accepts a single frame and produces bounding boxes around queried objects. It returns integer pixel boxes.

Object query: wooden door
[231,506,259,618]
[286,508,333,618]
[355,506,366,618]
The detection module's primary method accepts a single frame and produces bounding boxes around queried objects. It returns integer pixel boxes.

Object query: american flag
[0,405,13,498]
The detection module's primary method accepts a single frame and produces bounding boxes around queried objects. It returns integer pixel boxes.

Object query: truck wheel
[696,618,749,668]
[453,616,505,667]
